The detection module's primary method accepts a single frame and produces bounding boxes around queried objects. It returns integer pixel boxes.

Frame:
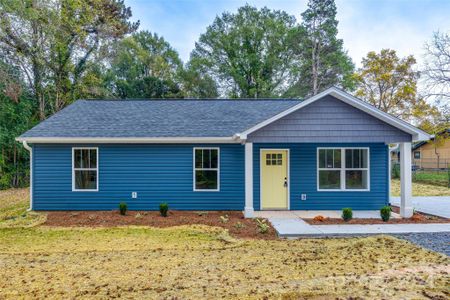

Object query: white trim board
[239,87,431,142]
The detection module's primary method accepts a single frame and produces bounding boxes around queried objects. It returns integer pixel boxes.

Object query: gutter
[15,136,240,144]
[21,141,33,211]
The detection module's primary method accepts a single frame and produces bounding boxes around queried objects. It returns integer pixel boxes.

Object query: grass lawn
[0,188,46,228]
[413,171,449,187]
[391,179,450,196]
[0,188,449,299]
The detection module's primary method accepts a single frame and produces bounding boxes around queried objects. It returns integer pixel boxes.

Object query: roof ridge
[78,98,302,102]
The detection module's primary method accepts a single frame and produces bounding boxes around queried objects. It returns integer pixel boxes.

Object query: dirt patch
[44,210,277,239]
[0,229,448,299]
[305,209,448,225]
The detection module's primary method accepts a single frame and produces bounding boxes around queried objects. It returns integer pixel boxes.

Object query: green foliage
[159,203,169,217]
[353,49,420,120]
[380,206,391,222]
[392,163,400,179]
[0,61,35,189]
[119,202,127,215]
[341,208,352,221]
[286,0,354,97]
[191,5,300,98]
[106,31,184,99]
[0,0,138,119]
[255,218,269,234]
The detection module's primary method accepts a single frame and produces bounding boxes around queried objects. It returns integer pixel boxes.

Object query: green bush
[392,163,400,179]
[159,203,169,217]
[341,208,352,221]
[380,206,391,222]
[119,202,127,215]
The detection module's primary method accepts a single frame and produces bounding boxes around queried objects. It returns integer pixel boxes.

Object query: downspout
[22,141,33,211]
[388,144,398,205]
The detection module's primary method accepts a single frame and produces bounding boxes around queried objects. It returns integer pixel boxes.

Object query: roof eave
[15,136,241,144]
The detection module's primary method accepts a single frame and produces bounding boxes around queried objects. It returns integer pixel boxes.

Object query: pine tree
[288,0,354,97]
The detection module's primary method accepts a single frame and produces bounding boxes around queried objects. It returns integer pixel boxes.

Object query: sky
[125,0,450,68]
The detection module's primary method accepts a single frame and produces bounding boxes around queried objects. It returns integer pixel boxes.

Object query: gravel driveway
[392,232,450,256]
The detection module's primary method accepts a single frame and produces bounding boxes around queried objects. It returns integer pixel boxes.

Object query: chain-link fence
[391,160,450,188]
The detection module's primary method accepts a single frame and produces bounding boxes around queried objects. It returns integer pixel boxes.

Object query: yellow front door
[261,150,288,210]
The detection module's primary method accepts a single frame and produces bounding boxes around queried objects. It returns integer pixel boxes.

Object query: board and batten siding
[247,95,412,143]
[253,143,389,210]
[32,144,245,210]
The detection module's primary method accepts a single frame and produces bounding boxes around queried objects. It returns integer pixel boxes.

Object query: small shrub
[341,208,352,221]
[313,215,326,222]
[159,203,169,217]
[392,163,400,179]
[135,213,143,219]
[219,215,229,223]
[255,218,269,234]
[234,222,245,229]
[119,202,127,215]
[380,206,391,222]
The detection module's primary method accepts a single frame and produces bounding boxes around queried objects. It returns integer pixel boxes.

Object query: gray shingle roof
[20,99,301,138]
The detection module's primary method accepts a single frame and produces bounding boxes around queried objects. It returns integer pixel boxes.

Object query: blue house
[17,87,430,218]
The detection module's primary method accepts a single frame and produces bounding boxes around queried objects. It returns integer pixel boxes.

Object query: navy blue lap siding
[32,143,388,211]
[32,144,245,211]
[253,143,389,210]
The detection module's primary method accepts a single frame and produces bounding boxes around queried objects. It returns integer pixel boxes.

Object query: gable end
[247,95,412,143]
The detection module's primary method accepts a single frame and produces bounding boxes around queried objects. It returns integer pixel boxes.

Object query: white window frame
[193,147,220,192]
[317,147,370,192]
[72,147,99,192]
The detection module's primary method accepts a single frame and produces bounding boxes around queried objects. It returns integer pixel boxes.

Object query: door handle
[284,177,288,188]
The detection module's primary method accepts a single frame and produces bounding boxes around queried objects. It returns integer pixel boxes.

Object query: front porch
[244,142,415,218]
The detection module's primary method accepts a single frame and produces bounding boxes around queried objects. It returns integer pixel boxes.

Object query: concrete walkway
[254,210,401,219]
[390,196,450,218]
[270,218,450,237]
[263,210,450,237]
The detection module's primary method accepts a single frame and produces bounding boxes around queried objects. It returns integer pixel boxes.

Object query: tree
[0,0,138,119]
[106,31,184,98]
[352,49,420,120]
[181,57,218,98]
[0,59,35,188]
[190,5,299,98]
[423,31,450,102]
[287,0,354,97]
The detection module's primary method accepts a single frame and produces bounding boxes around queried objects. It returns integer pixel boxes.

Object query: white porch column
[400,142,413,218]
[244,142,254,218]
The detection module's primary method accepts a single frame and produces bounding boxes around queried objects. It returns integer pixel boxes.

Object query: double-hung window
[194,148,219,191]
[317,148,369,191]
[73,148,98,191]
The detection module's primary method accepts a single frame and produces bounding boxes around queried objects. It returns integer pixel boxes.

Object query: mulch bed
[305,207,449,225]
[44,210,278,240]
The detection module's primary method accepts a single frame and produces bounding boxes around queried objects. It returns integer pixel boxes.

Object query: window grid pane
[318,148,368,190]
[73,148,98,190]
[194,148,219,190]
